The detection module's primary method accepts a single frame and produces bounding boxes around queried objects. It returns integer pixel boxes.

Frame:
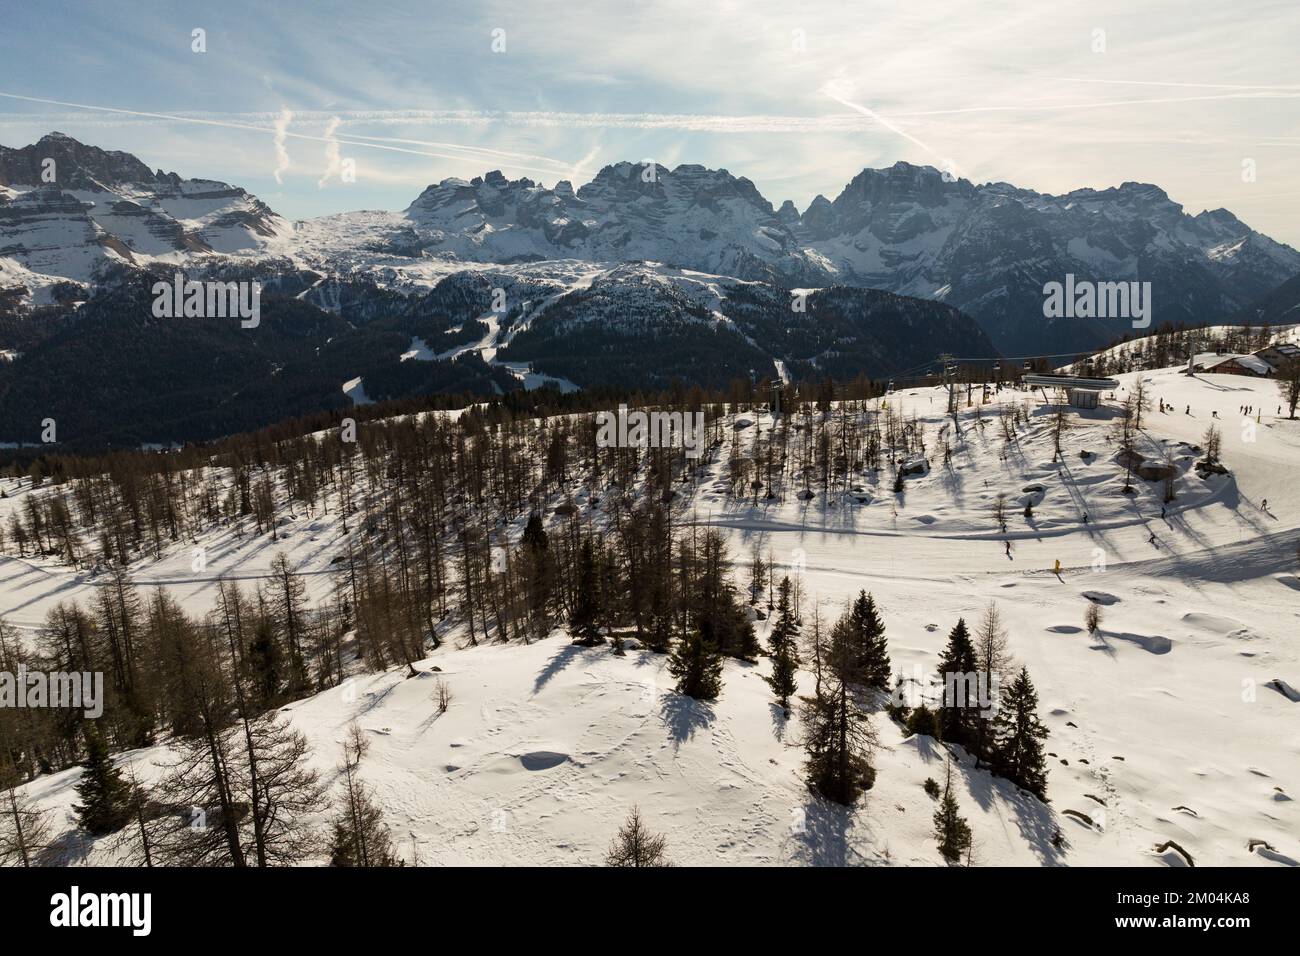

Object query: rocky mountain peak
[0,132,161,189]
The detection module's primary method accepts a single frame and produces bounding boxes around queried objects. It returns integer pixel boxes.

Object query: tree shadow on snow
[938,461,966,511]
[43,825,94,866]
[658,692,715,748]
[907,731,947,763]
[912,740,1067,864]
[789,797,857,867]
[961,763,1067,866]
[355,680,400,716]
[532,642,586,695]
[768,701,792,742]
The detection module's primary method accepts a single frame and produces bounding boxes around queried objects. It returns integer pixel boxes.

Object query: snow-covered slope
[4,366,1297,866]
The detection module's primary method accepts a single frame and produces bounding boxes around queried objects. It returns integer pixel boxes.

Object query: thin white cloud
[317,116,342,188]
[273,108,292,183]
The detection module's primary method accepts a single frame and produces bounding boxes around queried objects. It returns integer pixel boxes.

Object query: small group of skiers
[1155,398,1283,419]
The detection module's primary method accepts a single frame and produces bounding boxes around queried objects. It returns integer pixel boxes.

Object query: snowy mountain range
[2,132,1300,447]
[5,133,1300,351]
[299,157,1300,354]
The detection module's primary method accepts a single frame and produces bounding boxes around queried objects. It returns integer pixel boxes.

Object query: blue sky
[2,0,1298,244]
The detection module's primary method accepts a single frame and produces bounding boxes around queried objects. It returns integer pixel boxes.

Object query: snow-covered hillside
[2,364,1296,867]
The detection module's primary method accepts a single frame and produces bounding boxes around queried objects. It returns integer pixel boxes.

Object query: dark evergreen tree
[73,727,135,835]
[668,628,723,701]
[800,613,876,805]
[992,666,1050,799]
[905,703,939,738]
[246,614,283,710]
[936,617,978,746]
[690,530,759,660]
[765,577,800,713]
[844,590,891,689]
[521,510,548,552]
[519,511,554,643]
[568,538,603,646]
[933,760,972,864]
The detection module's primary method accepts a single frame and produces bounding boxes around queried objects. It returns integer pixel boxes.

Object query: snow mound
[1096,632,1174,655]
[1081,591,1121,605]
[518,751,570,771]
[1181,611,1257,641]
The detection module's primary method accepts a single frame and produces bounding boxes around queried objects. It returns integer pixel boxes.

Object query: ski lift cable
[947,350,1093,362]
[897,348,1089,378]
[797,347,1095,399]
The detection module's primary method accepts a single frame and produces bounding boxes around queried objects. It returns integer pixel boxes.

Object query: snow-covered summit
[0,133,289,301]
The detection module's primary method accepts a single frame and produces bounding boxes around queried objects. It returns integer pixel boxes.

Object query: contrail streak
[1049,77,1300,92]
[0,92,579,179]
[883,90,1300,118]
[822,87,956,174]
